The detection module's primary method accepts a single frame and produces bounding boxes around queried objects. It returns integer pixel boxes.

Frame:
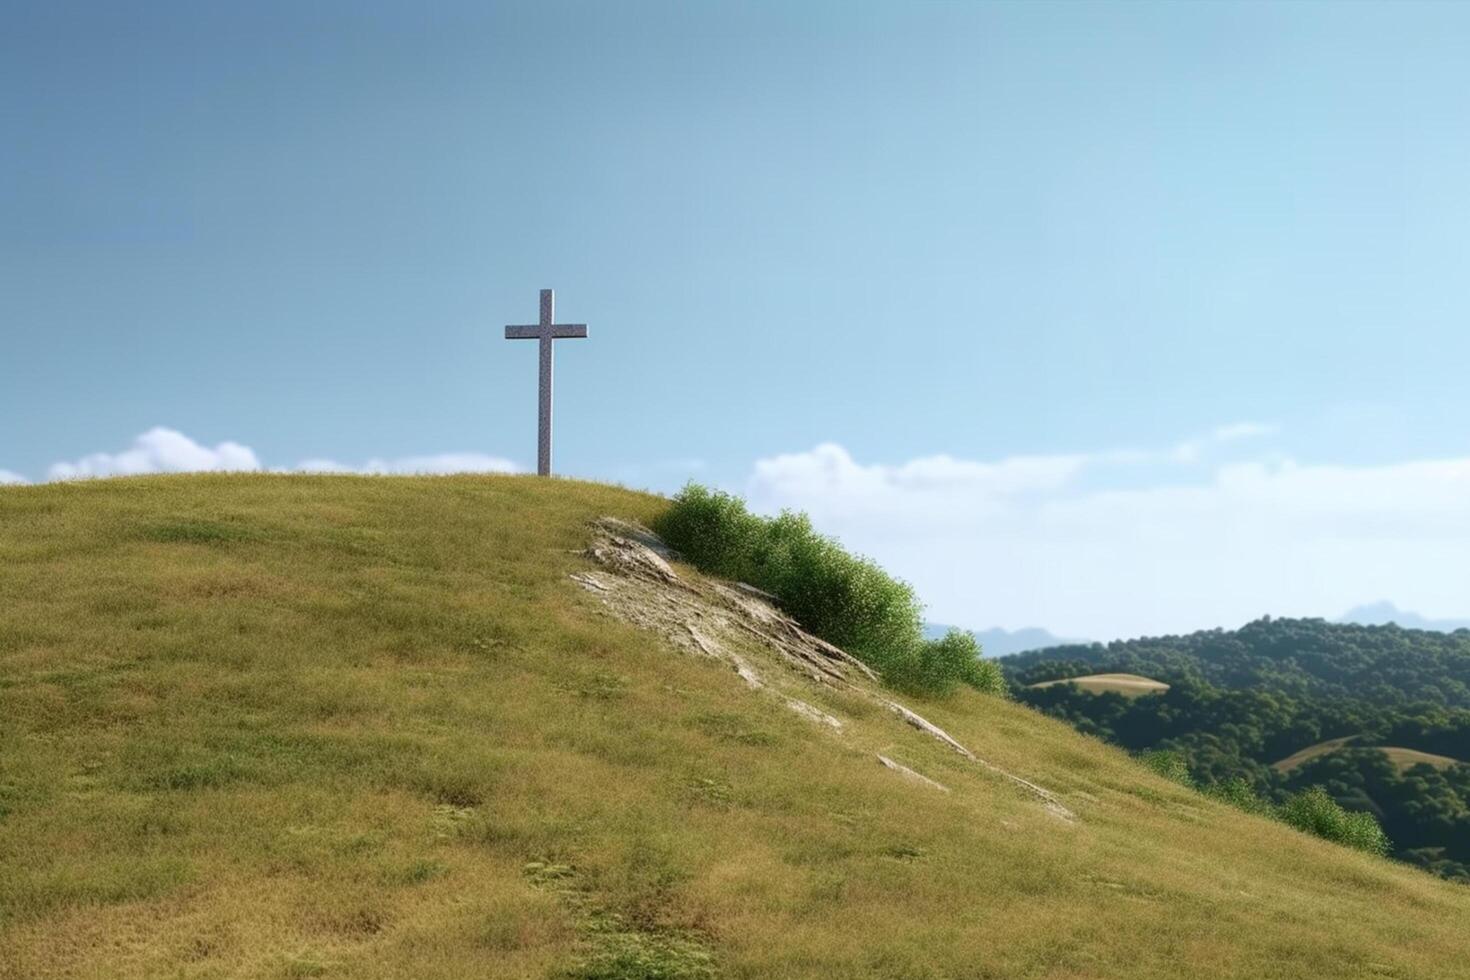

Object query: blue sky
[4,2,1468,638]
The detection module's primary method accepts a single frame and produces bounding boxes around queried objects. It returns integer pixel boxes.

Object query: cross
[504,288,588,476]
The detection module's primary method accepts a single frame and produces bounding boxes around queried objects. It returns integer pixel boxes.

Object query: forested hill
[1003,618,1470,882]
[1005,617,1470,707]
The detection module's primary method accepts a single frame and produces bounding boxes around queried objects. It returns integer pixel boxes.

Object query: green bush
[1203,777,1275,817]
[1137,763,1391,860]
[1279,787,1391,857]
[1195,778,1390,859]
[654,484,1004,699]
[883,629,1007,699]
[650,483,762,581]
[1138,749,1194,788]
[753,509,922,660]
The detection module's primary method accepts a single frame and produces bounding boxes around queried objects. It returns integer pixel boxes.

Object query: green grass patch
[139,518,266,545]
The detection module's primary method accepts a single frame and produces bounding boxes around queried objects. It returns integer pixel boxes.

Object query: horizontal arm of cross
[504,323,588,340]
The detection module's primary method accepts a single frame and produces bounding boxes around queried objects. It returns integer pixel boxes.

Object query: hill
[1274,739,1462,775]
[1272,736,1361,773]
[1004,616,1470,706]
[1028,673,1170,698]
[3,476,1470,978]
[1003,619,1470,882]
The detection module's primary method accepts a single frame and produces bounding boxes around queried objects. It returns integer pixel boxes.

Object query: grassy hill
[3,475,1470,979]
[1027,673,1170,699]
[1274,739,1463,775]
[1272,736,1361,773]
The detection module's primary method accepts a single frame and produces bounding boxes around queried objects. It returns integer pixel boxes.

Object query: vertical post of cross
[537,289,554,477]
[504,289,589,477]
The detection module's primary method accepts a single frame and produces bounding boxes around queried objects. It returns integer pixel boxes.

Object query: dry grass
[1275,737,1461,775]
[2,474,1469,979]
[1028,672,1171,698]
[1273,736,1361,773]
[1377,747,1462,772]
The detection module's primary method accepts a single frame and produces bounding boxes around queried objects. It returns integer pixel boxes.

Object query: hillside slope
[2,475,1469,979]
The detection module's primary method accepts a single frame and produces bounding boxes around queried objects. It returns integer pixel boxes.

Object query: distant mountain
[1340,601,1470,633]
[923,622,1083,658]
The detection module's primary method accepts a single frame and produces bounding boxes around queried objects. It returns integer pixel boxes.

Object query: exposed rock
[877,754,950,793]
[594,516,680,560]
[882,699,978,760]
[572,516,1073,822]
[584,531,679,585]
[785,697,843,730]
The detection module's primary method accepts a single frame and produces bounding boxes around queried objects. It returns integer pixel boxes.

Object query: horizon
[5,1,1469,638]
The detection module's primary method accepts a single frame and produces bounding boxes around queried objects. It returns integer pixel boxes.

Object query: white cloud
[47,428,261,481]
[750,443,1086,527]
[744,439,1470,641]
[1170,420,1278,463]
[295,453,520,475]
[0,469,28,485]
[41,429,522,482]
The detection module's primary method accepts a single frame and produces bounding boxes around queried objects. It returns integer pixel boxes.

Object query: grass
[1272,735,1361,773]
[1027,673,1171,698]
[1273,737,1463,774]
[1378,747,1463,772]
[1,474,1469,978]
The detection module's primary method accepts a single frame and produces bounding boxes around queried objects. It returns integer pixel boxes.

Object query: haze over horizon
[5,2,1469,638]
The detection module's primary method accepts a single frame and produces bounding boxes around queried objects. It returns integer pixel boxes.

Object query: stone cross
[504,288,587,476]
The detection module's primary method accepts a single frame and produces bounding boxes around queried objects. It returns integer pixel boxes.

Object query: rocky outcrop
[572,517,1074,822]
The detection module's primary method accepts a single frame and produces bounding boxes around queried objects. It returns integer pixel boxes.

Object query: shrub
[1279,786,1391,856]
[654,484,1004,699]
[649,483,762,581]
[753,509,922,660]
[1136,764,1391,860]
[964,647,1008,697]
[1203,777,1275,817]
[882,630,1009,698]
[1138,749,1194,788]
[877,629,982,698]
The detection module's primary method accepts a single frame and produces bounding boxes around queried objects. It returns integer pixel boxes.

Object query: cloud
[750,443,1086,526]
[47,428,261,480]
[744,439,1470,640]
[0,470,28,485]
[41,428,522,482]
[295,453,520,475]
[1171,420,1279,463]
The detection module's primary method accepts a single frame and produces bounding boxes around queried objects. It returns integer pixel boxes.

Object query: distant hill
[1273,738,1463,775]
[1003,617,1470,882]
[1340,601,1470,633]
[923,622,1082,658]
[1002,616,1470,706]
[3,477,1468,977]
[1028,672,1170,699]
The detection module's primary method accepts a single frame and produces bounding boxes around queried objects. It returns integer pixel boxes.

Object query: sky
[3,1,1469,640]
